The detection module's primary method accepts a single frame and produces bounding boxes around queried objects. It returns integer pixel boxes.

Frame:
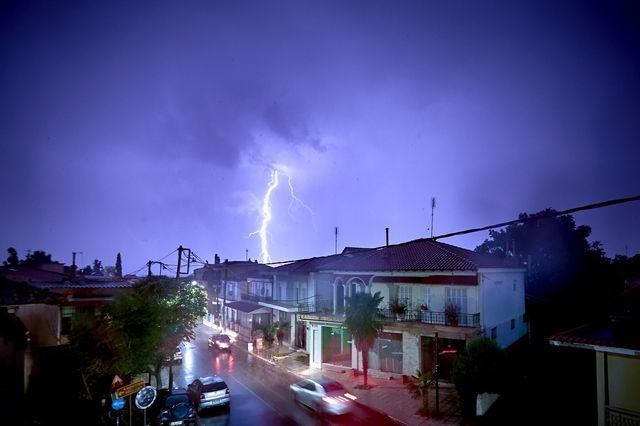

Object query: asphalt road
[169,325,399,426]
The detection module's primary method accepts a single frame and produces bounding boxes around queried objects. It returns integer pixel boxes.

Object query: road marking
[226,372,283,417]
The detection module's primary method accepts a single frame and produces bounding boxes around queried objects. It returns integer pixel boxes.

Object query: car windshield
[322,381,345,393]
[203,381,227,392]
[165,394,188,407]
[217,335,230,342]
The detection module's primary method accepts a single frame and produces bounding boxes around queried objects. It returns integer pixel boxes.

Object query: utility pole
[434,332,440,415]
[175,245,192,281]
[246,249,248,261]
[147,261,152,277]
[176,245,183,280]
[334,226,338,255]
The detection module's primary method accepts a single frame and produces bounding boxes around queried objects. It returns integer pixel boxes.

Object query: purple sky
[2,0,639,274]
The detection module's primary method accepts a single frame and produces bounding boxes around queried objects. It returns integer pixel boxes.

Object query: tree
[81,265,92,275]
[452,337,506,417]
[115,252,122,278]
[406,370,435,416]
[91,259,103,276]
[20,250,52,266]
[3,247,19,266]
[71,276,206,395]
[342,291,384,389]
[475,209,613,338]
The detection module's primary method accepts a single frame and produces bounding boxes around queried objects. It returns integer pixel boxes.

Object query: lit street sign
[114,379,145,399]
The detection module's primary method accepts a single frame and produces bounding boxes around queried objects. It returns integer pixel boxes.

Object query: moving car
[165,347,182,364]
[157,388,197,425]
[208,334,233,350]
[188,376,230,413]
[290,378,357,416]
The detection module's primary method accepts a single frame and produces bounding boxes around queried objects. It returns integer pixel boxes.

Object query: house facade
[549,283,640,426]
[273,239,527,379]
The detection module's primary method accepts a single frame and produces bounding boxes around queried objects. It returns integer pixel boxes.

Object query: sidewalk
[202,320,463,426]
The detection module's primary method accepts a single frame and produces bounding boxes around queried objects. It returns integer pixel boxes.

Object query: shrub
[452,337,506,417]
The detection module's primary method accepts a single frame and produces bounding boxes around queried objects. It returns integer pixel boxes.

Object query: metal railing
[242,293,273,302]
[378,309,480,327]
[606,406,640,426]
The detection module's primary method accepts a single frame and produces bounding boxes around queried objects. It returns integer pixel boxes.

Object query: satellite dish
[135,386,157,410]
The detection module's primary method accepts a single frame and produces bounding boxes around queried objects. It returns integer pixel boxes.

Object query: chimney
[386,227,389,246]
[214,254,220,265]
[70,252,77,280]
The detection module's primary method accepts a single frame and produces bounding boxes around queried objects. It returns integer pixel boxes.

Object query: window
[511,318,515,330]
[301,285,307,300]
[446,287,467,313]
[61,306,74,335]
[491,327,497,340]
[398,285,412,305]
[422,287,432,309]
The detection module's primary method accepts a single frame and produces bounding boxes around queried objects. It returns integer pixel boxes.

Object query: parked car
[290,377,357,416]
[188,376,230,413]
[157,388,197,425]
[208,334,233,351]
[165,347,182,364]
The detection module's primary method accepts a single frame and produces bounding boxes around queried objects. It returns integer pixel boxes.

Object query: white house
[274,239,527,379]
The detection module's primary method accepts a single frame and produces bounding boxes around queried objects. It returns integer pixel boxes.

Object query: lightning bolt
[286,174,314,218]
[248,167,314,264]
[248,169,280,263]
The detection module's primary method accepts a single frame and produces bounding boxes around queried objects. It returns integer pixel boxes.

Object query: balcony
[379,309,480,327]
[242,293,273,303]
[606,406,640,426]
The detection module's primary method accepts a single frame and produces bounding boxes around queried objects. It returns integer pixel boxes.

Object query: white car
[290,378,357,416]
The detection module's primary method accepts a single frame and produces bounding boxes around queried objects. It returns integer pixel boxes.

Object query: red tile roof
[275,239,521,273]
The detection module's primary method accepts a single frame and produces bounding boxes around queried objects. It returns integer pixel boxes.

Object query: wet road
[169,325,399,426]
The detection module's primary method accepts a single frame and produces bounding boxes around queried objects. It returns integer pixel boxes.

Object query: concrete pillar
[343,283,348,313]
[332,283,337,314]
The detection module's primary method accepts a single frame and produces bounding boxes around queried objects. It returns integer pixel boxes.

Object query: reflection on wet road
[170,325,398,426]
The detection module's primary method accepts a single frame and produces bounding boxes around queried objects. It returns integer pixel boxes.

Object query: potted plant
[445,301,460,326]
[389,298,407,320]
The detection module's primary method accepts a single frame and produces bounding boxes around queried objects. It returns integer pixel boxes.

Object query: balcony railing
[379,309,480,327]
[606,406,640,426]
[242,293,273,303]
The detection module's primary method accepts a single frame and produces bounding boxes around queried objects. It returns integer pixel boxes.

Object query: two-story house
[272,239,526,379]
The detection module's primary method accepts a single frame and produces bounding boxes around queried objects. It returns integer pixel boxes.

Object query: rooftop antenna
[246,249,248,261]
[430,197,436,238]
[334,226,339,254]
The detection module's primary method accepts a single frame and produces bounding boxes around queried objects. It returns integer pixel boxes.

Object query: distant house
[271,239,527,379]
[549,283,640,426]
[0,279,62,395]
[193,257,274,343]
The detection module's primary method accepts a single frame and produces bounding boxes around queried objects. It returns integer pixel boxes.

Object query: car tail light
[344,392,357,401]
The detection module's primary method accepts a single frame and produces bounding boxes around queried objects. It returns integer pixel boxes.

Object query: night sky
[2,1,639,274]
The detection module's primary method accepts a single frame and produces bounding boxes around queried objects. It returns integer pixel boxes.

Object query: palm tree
[406,370,435,416]
[343,291,385,389]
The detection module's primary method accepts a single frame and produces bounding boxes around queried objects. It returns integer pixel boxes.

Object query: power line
[431,194,640,241]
